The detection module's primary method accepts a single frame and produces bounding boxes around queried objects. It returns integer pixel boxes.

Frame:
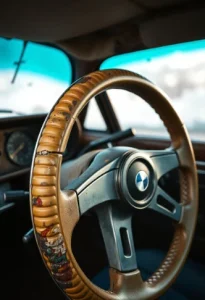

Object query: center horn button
[118,152,156,209]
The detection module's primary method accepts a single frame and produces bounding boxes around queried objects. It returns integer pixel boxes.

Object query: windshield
[0,38,72,117]
[99,39,205,141]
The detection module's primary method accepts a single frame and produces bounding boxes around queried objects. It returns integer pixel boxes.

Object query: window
[84,99,107,131]
[98,39,205,141]
[0,38,72,118]
[106,89,168,138]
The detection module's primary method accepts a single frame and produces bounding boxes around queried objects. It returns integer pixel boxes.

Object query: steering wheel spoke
[77,169,119,214]
[96,203,137,272]
[63,147,130,215]
[147,149,179,180]
[148,185,182,222]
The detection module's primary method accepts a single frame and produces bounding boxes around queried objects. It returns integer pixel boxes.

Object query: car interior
[0,1,205,299]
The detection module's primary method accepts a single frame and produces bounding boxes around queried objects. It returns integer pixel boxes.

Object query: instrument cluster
[0,116,82,179]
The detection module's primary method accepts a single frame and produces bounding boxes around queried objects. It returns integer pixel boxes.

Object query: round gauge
[6,131,34,166]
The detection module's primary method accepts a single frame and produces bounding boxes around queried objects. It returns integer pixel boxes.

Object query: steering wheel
[30,69,198,300]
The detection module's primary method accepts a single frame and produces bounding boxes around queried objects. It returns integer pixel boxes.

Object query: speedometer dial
[6,131,34,166]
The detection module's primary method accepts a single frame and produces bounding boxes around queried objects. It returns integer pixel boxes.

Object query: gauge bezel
[5,131,34,167]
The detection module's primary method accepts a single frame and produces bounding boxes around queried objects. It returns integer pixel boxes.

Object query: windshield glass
[100,39,205,141]
[0,38,72,117]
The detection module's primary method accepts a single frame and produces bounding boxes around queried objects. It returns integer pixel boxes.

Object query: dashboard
[0,114,82,181]
[0,112,204,267]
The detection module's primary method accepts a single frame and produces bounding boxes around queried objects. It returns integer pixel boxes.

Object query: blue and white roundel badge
[135,171,149,192]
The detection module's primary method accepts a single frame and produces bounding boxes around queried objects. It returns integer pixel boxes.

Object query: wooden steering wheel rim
[30,69,198,300]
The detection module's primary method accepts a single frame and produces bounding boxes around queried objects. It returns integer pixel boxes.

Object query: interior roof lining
[0,0,205,60]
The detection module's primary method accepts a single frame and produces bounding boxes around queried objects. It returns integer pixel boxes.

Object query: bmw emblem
[135,171,149,192]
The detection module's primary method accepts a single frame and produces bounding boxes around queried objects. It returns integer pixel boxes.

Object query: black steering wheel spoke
[146,149,180,180]
[77,169,119,214]
[95,203,137,272]
[142,149,182,221]
[148,185,182,222]
[63,147,130,215]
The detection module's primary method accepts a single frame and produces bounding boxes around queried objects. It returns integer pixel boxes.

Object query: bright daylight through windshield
[99,39,205,141]
[0,38,72,117]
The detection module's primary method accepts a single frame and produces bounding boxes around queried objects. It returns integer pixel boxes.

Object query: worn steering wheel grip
[30,70,198,299]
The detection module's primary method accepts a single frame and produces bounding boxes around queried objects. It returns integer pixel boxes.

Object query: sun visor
[140,7,205,48]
